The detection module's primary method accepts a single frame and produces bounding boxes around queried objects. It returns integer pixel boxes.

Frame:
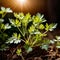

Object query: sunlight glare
[19,0,26,4]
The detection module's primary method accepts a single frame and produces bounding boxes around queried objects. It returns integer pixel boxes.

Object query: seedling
[0,7,57,57]
[8,12,57,53]
[16,48,25,60]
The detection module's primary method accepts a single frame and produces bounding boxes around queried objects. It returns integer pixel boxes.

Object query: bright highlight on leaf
[6,33,21,44]
[1,7,12,13]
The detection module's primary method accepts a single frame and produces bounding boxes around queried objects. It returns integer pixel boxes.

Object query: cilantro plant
[0,7,58,60]
[8,12,57,53]
[0,7,58,58]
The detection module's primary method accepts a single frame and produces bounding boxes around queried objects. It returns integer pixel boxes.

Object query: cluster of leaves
[8,11,57,53]
[0,7,58,57]
[50,36,60,48]
[0,7,12,51]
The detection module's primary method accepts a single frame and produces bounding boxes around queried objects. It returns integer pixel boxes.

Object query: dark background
[0,0,60,28]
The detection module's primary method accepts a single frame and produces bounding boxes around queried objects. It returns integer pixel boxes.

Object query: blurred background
[0,0,60,27]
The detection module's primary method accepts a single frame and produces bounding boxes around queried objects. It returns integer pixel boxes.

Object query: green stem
[31,40,37,47]
[0,29,3,34]
[21,39,25,43]
[20,54,25,60]
[2,13,6,18]
[43,31,48,34]
[18,27,23,35]
[17,27,26,40]
[28,34,31,42]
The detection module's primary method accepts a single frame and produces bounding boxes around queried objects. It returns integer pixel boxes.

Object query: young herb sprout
[0,7,57,56]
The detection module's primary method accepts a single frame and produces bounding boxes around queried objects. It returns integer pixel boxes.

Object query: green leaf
[39,24,45,30]
[5,8,12,12]
[56,42,60,46]
[13,33,17,38]
[1,23,5,29]
[18,34,21,39]
[16,49,22,56]
[14,13,19,18]
[33,31,40,34]
[6,37,21,44]
[41,45,48,50]
[14,13,24,19]
[49,23,57,31]
[45,23,57,31]
[4,23,11,29]
[56,36,60,40]
[22,13,31,27]
[43,39,50,45]
[1,7,12,13]
[45,23,49,31]
[9,19,15,25]
[0,44,9,51]
[0,11,4,14]
[27,47,32,53]
[15,19,21,27]
[25,13,31,20]
[33,16,40,25]
[0,19,4,23]
[24,44,32,53]
[9,19,21,27]
[36,13,46,23]
[28,25,35,33]
[50,40,55,44]
[56,46,60,48]
[6,33,21,44]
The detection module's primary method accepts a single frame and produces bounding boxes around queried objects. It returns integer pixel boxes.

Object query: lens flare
[19,0,26,5]
[20,0,25,3]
